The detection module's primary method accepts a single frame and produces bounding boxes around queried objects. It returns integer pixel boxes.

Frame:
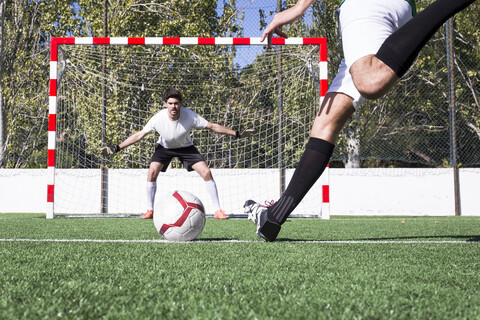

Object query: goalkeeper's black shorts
[151,144,205,172]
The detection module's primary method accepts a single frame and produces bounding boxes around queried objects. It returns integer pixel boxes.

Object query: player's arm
[261,0,316,47]
[101,130,149,156]
[118,130,149,149]
[205,122,254,139]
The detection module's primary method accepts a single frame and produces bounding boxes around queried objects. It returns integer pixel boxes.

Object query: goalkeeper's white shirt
[142,107,208,149]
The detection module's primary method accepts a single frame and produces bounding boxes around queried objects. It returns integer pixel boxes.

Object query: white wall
[0,168,479,216]
[0,169,46,213]
[47,168,325,216]
[330,168,479,216]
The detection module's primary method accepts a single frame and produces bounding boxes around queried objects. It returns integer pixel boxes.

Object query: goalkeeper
[103,88,254,219]
[245,0,477,241]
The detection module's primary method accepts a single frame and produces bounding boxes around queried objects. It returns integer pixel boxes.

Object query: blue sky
[216,0,278,37]
[216,0,315,36]
[216,0,277,67]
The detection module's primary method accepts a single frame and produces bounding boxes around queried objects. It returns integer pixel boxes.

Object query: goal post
[47,37,329,219]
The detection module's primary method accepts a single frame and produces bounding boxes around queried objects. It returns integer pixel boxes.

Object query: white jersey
[142,107,208,149]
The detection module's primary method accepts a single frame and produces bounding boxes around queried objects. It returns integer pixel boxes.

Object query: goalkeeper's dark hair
[164,88,183,103]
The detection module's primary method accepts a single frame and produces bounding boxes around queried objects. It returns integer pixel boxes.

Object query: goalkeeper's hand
[236,129,255,139]
[101,145,120,157]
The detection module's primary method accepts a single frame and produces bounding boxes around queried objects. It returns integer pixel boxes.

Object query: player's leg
[349,56,398,100]
[310,93,356,143]
[245,92,355,241]
[142,144,170,219]
[182,146,227,219]
[142,161,164,219]
[353,0,477,99]
[245,0,406,240]
[336,0,412,100]
[191,161,228,219]
[267,93,354,222]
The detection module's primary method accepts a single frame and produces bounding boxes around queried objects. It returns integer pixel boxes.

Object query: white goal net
[47,37,328,218]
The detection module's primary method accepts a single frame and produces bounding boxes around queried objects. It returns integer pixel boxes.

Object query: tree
[1,0,244,168]
[0,0,5,167]
[1,0,479,169]
[0,0,80,168]
[330,0,480,168]
[54,0,244,169]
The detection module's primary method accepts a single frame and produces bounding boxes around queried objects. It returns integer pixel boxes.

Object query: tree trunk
[344,118,361,168]
[0,0,6,168]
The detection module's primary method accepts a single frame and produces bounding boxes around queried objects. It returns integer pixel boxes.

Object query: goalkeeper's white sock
[146,181,157,211]
[205,179,221,212]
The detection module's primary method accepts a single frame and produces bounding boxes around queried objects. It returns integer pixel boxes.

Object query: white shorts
[327,0,413,108]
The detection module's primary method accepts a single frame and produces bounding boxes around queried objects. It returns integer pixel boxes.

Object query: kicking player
[102,88,253,219]
[245,0,477,241]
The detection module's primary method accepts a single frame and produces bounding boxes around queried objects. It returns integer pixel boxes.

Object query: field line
[0,238,479,244]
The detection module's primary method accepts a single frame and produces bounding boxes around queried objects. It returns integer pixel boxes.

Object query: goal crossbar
[47,36,328,219]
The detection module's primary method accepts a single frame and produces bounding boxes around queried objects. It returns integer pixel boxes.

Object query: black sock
[267,137,334,225]
[376,0,476,77]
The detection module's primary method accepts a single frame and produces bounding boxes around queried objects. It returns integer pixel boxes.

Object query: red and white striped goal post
[47,37,329,219]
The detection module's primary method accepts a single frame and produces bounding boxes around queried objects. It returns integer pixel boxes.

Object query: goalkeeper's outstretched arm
[101,130,148,156]
[118,130,148,149]
[205,122,254,139]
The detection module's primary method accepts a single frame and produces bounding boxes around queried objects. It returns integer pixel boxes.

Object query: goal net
[47,37,328,218]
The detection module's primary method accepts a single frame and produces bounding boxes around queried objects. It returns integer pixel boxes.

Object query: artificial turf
[1,214,479,319]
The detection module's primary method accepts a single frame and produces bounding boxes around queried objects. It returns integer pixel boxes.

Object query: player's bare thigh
[147,161,164,182]
[310,92,355,144]
[338,0,411,99]
[192,161,213,181]
[349,55,399,100]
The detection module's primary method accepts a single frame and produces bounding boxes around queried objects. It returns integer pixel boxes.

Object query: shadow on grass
[271,235,480,243]
[354,235,480,242]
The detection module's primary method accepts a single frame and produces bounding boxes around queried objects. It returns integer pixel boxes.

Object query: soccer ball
[153,190,206,242]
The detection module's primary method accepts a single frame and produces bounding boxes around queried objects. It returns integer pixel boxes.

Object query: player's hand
[101,145,120,157]
[261,19,288,48]
[240,129,255,138]
[260,0,314,47]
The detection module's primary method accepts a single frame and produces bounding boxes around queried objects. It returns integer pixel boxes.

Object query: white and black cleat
[244,200,281,242]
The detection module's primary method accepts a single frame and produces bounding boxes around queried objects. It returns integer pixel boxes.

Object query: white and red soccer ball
[153,190,206,242]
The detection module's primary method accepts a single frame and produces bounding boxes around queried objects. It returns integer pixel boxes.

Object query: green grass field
[1,214,479,319]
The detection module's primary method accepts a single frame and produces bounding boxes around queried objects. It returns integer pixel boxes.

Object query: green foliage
[1,0,242,168]
[328,0,480,167]
[0,0,79,167]
[1,0,480,168]
[75,0,241,37]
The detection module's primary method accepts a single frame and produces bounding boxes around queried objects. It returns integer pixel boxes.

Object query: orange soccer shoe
[214,209,228,219]
[141,210,154,219]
